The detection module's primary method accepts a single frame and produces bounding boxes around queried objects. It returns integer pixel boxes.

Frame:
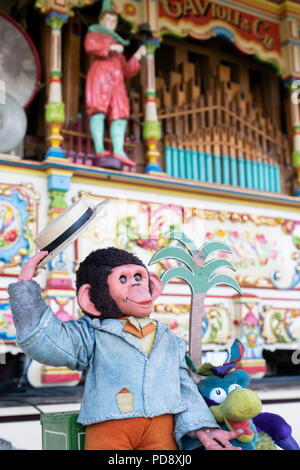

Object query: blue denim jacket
[8,281,218,448]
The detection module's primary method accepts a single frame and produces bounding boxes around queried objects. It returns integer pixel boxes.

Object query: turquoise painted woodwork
[257,161,264,190]
[245,160,253,188]
[179,148,186,178]
[185,150,193,180]
[263,162,270,192]
[198,152,206,181]
[238,158,246,188]
[171,147,179,178]
[252,161,259,190]
[165,146,172,176]
[214,155,222,184]
[222,155,230,185]
[269,164,275,193]
[191,150,199,180]
[230,157,238,186]
[275,166,281,193]
[165,146,280,194]
[205,153,213,183]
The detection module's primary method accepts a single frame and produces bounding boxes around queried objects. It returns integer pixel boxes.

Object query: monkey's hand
[195,428,243,450]
[18,251,48,282]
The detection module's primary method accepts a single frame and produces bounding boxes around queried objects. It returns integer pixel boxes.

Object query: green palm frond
[160,266,200,293]
[201,241,232,257]
[207,274,243,295]
[165,231,198,255]
[201,258,236,278]
[148,246,194,271]
[148,231,242,297]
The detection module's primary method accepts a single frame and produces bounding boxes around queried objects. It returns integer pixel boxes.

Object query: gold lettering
[193,0,211,16]
[262,35,274,50]
[253,19,270,40]
[211,2,217,18]
[160,0,182,18]
[226,8,233,23]
[215,5,227,20]
[161,0,275,52]
[183,0,198,16]
[230,10,241,27]
[241,18,251,32]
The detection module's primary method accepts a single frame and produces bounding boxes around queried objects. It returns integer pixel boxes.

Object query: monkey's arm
[8,280,94,371]
[174,338,220,449]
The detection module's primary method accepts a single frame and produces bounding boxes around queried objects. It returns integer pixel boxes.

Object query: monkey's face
[107,264,162,317]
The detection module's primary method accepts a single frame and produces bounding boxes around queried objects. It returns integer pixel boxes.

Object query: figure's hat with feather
[101,0,113,14]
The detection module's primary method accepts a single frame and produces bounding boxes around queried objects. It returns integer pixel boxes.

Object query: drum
[0,11,41,109]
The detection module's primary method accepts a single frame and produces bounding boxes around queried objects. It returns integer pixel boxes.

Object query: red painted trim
[0,273,19,278]
[1,287,299,303]
[41,373,80,384]
[240,365,267,374]
[0,12,41,109]
[159,292,300,302]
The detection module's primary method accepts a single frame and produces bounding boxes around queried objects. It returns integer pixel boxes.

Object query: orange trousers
[84,414,178,450]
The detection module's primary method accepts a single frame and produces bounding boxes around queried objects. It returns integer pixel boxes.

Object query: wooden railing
[61,114,137,172]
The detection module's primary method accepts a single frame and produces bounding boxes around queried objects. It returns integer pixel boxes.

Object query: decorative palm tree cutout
[149,231,243,371]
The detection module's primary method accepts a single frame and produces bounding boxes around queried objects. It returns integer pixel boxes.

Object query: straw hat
[34,198,109,269]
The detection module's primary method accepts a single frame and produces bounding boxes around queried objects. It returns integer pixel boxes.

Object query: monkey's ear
[149,273,163,301]
[77,284,101,317]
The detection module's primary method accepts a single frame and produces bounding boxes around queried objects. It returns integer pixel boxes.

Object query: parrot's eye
[209,387,227,404]
[228,384,242,394]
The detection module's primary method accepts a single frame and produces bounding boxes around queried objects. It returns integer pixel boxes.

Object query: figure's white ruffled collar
[122,316,156,332]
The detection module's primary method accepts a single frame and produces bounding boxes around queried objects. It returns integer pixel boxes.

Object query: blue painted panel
[230,158,238,186]
[198,152,206,182]
[222,155,230,185]
[206,153,213,183]
[214,155,222,184]
[178,149,186,178]
[238,158,246,188]
[165,146,172,176]
[191,150,199,180]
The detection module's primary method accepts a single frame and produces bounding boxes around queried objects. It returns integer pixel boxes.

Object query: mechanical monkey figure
[8,247,244,450]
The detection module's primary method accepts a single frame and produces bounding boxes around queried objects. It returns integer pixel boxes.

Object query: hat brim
[37,199,109,270]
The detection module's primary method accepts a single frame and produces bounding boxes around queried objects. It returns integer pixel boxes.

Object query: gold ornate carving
[201,210,286,229]
[154,303,232,345]
[261,306,300,344]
